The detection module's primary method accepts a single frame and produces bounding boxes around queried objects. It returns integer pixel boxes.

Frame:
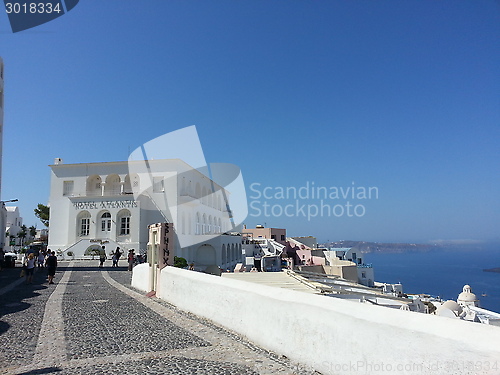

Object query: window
[361,272,366,279]
[281,235,285,241]
[153,176,164,192]
[120,216,130,235]
[195,213,201,235]
[101,212,111,232]
[81,218,90,236]
[116,210,131,237]
[78,211,91,237]
[63,181,74,196]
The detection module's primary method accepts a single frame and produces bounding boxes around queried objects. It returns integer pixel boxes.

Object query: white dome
[436,300,463,318]
[458,284,477,303]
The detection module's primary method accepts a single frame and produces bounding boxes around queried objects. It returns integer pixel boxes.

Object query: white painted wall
[157,266,500,375]
[131,263,152,293]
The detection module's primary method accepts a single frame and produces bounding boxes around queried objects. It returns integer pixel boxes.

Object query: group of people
[22,250,57,284]
[98,246,125,267]
[12,245,146,285]
[5,244,151,285]
[97,246,145,271]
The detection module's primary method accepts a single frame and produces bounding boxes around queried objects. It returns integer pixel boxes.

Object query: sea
[363,244,500,314]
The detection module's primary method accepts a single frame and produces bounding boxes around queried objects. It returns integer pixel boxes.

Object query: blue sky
[0,0,499,243]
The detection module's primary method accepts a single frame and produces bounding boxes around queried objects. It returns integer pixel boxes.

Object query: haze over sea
[364,243,500,314]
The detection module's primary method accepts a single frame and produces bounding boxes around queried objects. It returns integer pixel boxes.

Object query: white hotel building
[48,158,242,269]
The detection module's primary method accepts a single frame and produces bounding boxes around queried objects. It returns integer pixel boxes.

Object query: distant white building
[48,158,238,266]
[6,206,22,234]
[326,247,375,287]
[5,206,22,250]
[36,228,48,240]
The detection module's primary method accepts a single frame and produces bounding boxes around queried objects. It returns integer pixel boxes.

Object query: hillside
[322,240,438,254]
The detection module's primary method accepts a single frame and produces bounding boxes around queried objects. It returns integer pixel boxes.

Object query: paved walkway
[0,261,315,375]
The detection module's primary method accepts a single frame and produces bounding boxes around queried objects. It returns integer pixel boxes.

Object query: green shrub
[174,256,188,268]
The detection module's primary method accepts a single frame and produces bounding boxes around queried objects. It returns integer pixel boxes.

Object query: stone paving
[0,261,318,375]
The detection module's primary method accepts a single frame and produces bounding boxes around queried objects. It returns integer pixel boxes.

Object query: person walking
[24,253,36,284]
[127,249,135,271]
[112,247,122,267]
[45,250,58,285]
[99,245,106,268]
[37,251,45,268]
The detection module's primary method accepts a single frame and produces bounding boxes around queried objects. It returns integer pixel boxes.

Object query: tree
[29,225,37,238]
[34,204,50,227]
[17,225,27,246]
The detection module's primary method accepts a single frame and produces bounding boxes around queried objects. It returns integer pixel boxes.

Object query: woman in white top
[37,252,45,268]
[24,253,36,284]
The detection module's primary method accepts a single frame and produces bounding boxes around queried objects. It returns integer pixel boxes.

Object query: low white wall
[131,263,151,293]
[158,267,500,375]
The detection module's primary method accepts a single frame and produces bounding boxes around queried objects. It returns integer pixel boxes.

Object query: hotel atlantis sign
[72,200,138,210]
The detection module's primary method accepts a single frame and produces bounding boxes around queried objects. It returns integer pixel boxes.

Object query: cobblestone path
[0,262,312,375]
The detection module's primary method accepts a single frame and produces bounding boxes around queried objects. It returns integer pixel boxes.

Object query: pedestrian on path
[24,253,36,284]
[45,250,57,284]
[112,247,122,267]
[99,245,107,268]
[128,249,135,271]
[37,251,45,268]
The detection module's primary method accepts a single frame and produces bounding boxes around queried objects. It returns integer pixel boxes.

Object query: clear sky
[0,0,498,243]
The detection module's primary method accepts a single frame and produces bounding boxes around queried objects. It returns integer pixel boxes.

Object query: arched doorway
[84,244,102,259]
[99,212,112,234]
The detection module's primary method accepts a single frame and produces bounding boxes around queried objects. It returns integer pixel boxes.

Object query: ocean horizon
[364,244,500,314]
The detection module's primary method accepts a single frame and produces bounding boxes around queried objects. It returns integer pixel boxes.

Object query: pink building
[294,248,325,266]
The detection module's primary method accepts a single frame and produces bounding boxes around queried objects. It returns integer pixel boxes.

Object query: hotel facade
[48,158,242,269]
